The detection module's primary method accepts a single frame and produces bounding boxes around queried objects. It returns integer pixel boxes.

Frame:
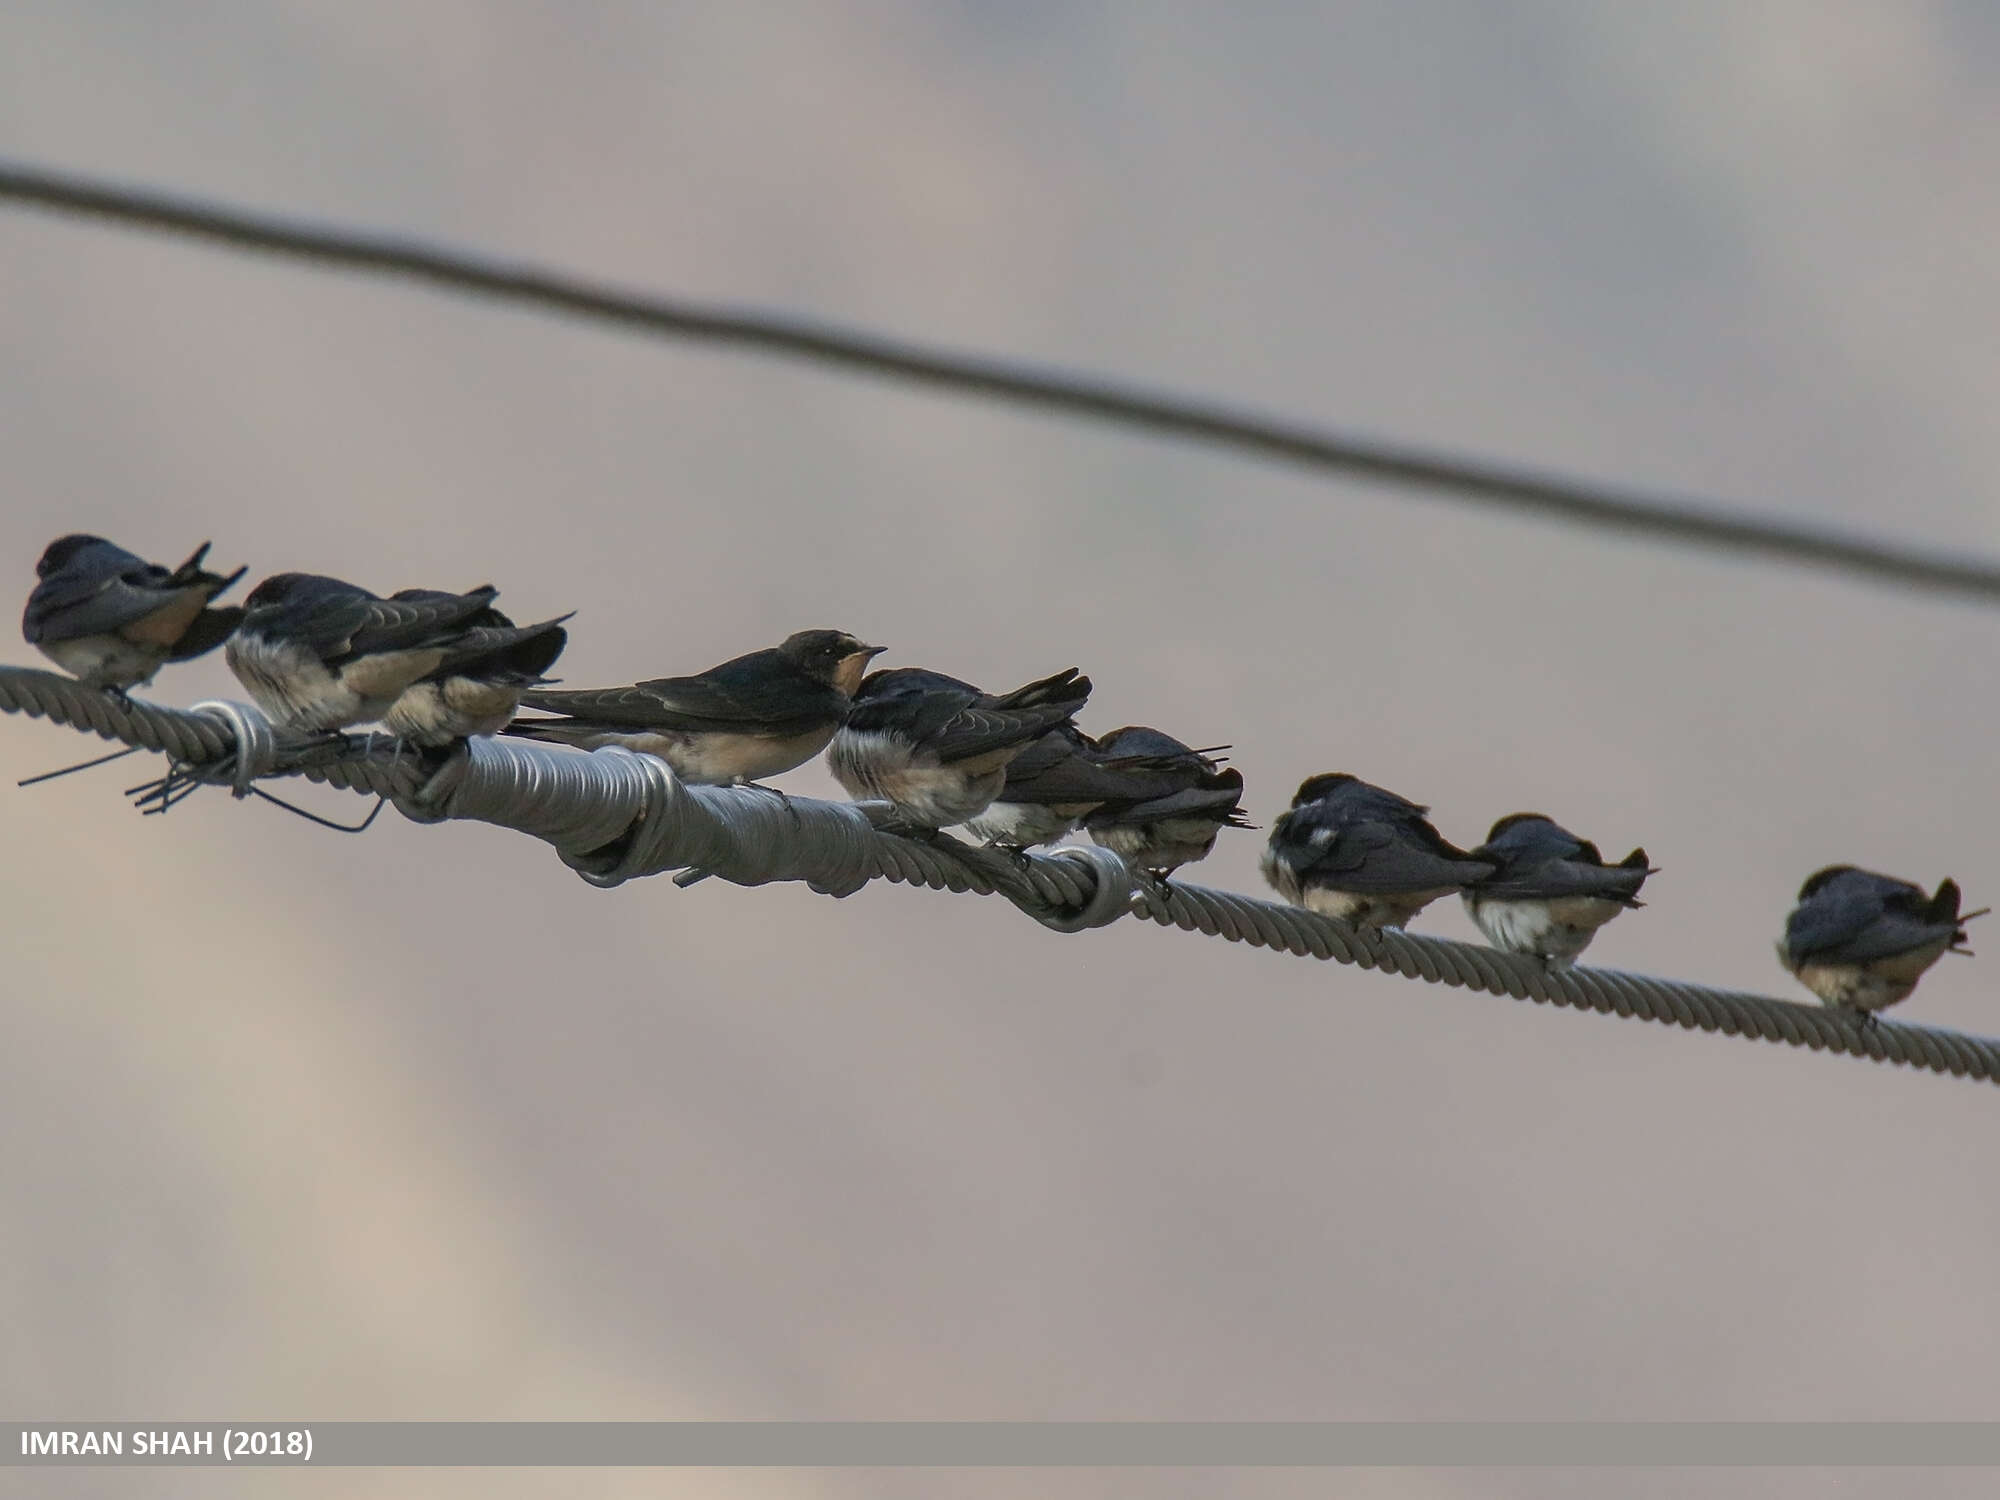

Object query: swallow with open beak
[505,629,883,786]
[827,665,1092,831]
[1083,727,1251,881]
[1777,865,1986,1020]
[225,573,512,734]
[1461,813,1655,969]
[22,534,246,693]
[1261,772,1494,932]
[379,590,573,747]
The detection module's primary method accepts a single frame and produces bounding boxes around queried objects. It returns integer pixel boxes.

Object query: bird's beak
[862,644,888,659]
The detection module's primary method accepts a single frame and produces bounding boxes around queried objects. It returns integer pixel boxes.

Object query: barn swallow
[827,665,1091,830]
[225,573,509,733]
[378,590,573,747]
[1260,772,1494,931]
[504,629,882,785]
[958,723,1112,852]
[1083,726,1252,881]
[1777,865,1987,1020]
[1461,813,1655,969]
[22,534,246,693]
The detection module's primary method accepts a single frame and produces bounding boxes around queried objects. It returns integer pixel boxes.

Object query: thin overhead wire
[3,157,1999,605]
[4,663,1995,1090]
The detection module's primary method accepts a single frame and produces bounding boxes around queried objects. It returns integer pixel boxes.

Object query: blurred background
[3,3,1999,1497]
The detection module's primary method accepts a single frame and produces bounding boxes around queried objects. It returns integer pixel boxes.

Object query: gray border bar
[7,1423,2000,1467]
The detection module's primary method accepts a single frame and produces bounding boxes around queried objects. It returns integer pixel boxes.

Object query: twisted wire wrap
[188,698,276,794]
[6,662,1998,1086]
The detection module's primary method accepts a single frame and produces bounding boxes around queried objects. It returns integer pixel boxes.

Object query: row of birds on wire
[14,531,1988,1024]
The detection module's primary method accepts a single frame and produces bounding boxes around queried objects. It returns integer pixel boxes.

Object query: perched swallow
[1083,726,1251,880]
[225,573,510,733]
[1261,772,1494,931]
[505,629,882,785]
[1777,865,1987,1018]
[378,590,573,747]
[22,534,246,692]
[958,723,1114,851]
[1461,813,1655,969]
[827,666,1092,830]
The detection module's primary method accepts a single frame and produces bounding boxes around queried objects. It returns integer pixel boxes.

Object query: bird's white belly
[383,678,525,745]
[655,725,833,785]
[1301,885,1451,931]
[963,800,1078,848]
[40,634,163,691]
[1466,895,1624,967]
[829,731,1004,825]
[1093,819,1219,875]
[1259,846,1304,904]
[1793,935,1951,1012]
[226,636,364,731]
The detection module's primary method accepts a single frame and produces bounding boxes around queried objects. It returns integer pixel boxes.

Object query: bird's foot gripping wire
[730,778,805,831]
[875,820,943,845]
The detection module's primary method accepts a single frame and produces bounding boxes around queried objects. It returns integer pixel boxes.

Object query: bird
[826,665,1092,831]
[22,534,246,693]
[1777,865,1987,1020]
[956,722,1231,856]
[378,590,573,747]
[1083,726,1252,881]
[225,573,512,734]
[1261,772,1494,931]
[958,723,1118,853]
[504,629,883,786]
[1461,812,1655,969]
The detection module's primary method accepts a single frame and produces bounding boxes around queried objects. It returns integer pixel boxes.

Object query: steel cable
[5,663,1996,1086]
[6,158,2000,604]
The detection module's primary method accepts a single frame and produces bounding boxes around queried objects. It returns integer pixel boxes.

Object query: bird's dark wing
[1091,781,1248,828]
[390,587,510,630]
[1322,779,1433,824]
[1786,885,1955,965]
[165,606,245,662]
[844,679,971,736]
[524,650,842,733]
[251,585,377,659]
[1477,818,1584,867]
[1477,856,1650,903]
[438,617,571,682]
[1005,733,1185,804]
[931,700,1080,765]
[643,654,847,730]
[1290,812,1493,892]
[986,667,1092,714]
[337,588,500,661]
[22,559,174,643]
[1387,813,1483,864]
[516,683,674,724]
[164,542,247,599]
[848,678,1071,764]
